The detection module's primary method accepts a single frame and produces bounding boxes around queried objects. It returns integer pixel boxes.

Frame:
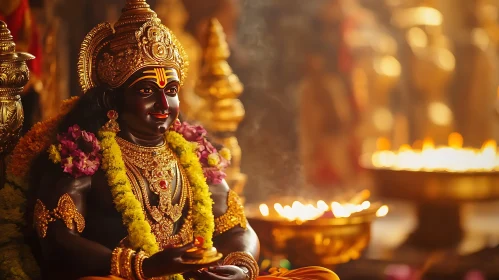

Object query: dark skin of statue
[35,67,260,280]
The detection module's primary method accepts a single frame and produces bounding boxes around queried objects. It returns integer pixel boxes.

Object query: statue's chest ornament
[116,137,188,234]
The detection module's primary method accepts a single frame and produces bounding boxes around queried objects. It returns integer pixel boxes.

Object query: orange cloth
[78,266,339,280]
[259,267,339,280]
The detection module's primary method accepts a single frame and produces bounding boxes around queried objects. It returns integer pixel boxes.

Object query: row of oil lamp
[247,133,499,267]
[367,133,499,172]
[257,192,389,222]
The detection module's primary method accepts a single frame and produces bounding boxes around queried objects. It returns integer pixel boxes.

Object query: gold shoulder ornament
[214,189,247,235]
[33,193,85,238]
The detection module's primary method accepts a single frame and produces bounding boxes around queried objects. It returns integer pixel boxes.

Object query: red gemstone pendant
[159,180,168,189]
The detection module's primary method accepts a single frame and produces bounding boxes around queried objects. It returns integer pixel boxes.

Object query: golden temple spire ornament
[0,20,34,156]
[195,19,246,196]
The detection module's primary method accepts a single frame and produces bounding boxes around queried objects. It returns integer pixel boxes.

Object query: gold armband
[214,190,247,235]
[33,193,85,238]
[223,251,259,280]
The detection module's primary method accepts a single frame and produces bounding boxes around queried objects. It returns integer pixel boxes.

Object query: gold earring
[101,110,120,133]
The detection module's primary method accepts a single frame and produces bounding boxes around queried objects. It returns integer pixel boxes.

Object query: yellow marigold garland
[166,131,215,249]
[47,144,61,164]
[98,130,160,256]
[99,129,214,280]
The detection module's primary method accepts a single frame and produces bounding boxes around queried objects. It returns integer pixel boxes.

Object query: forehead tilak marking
[128,68,177,88]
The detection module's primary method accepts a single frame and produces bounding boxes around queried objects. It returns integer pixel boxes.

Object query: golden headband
[77,0,188,93]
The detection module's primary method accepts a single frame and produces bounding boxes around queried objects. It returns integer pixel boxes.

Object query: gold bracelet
[134,250,148,280]
[110,247,123,276]
[222,252,259,280]
[119,248,135,279]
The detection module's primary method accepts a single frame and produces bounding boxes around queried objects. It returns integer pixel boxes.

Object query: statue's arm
[210,180,260,259]
[35,172,112,278]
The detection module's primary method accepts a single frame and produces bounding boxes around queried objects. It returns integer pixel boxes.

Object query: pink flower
[174,122,207,142]
[173,121,230,184]
[62,156,74,174]
[74,154,100,177]
[55,125,101,178]
[59,139,78,157]
[68,124,82,139]
[204,167,226,185]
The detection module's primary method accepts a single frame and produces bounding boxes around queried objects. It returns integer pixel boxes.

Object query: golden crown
[77,0,188,93]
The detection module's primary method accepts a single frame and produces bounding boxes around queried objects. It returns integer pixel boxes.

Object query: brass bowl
[366,167,499,203]
[246,205,380,267]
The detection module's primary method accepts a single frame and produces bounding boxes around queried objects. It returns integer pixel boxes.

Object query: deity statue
[0,1,339,280]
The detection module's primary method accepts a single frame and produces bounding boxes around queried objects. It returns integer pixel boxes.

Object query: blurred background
[3,0,499,279]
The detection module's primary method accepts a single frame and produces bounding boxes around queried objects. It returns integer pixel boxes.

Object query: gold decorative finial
[196,19,244,125]
[195,18,246,196]
[124,0,150,10]
[0,20,34,156]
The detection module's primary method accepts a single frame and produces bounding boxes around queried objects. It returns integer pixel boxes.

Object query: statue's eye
[139,88,153,95]
[165,86,178,96]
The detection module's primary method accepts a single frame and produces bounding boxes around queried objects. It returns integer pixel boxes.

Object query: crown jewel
[78,0,188,93]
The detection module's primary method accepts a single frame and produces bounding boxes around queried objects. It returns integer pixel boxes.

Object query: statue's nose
[155,93,169,112]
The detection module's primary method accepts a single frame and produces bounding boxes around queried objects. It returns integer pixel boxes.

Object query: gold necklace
[117,137,177,213]
[125,163,193,248]
[118,137,192,248]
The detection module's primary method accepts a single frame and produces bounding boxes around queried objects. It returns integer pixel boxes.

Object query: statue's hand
[198,265,249,280]
[142,243,218,278]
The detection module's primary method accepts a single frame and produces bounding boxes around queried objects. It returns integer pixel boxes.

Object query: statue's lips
[149,113,169,119]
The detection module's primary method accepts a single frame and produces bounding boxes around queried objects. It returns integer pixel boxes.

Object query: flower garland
[98,124,217,279]
[172,121,230,185]
[48,124,102,177]
[98,129,160,255]
[166,130,215,249]
[0,96,80,280]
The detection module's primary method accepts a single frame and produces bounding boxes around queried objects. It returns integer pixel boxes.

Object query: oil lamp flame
[376,205,389,217]
[371,134,499,172]
[259,204,269,217]
[258,191,388,222]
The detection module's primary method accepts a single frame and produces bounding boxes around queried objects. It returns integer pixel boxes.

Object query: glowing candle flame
[361,201,371,209]
[317,200,329,211]
[371,134,499,172]
[376,205,389,217]
[259,204,269,217]
[258,191,388,222]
